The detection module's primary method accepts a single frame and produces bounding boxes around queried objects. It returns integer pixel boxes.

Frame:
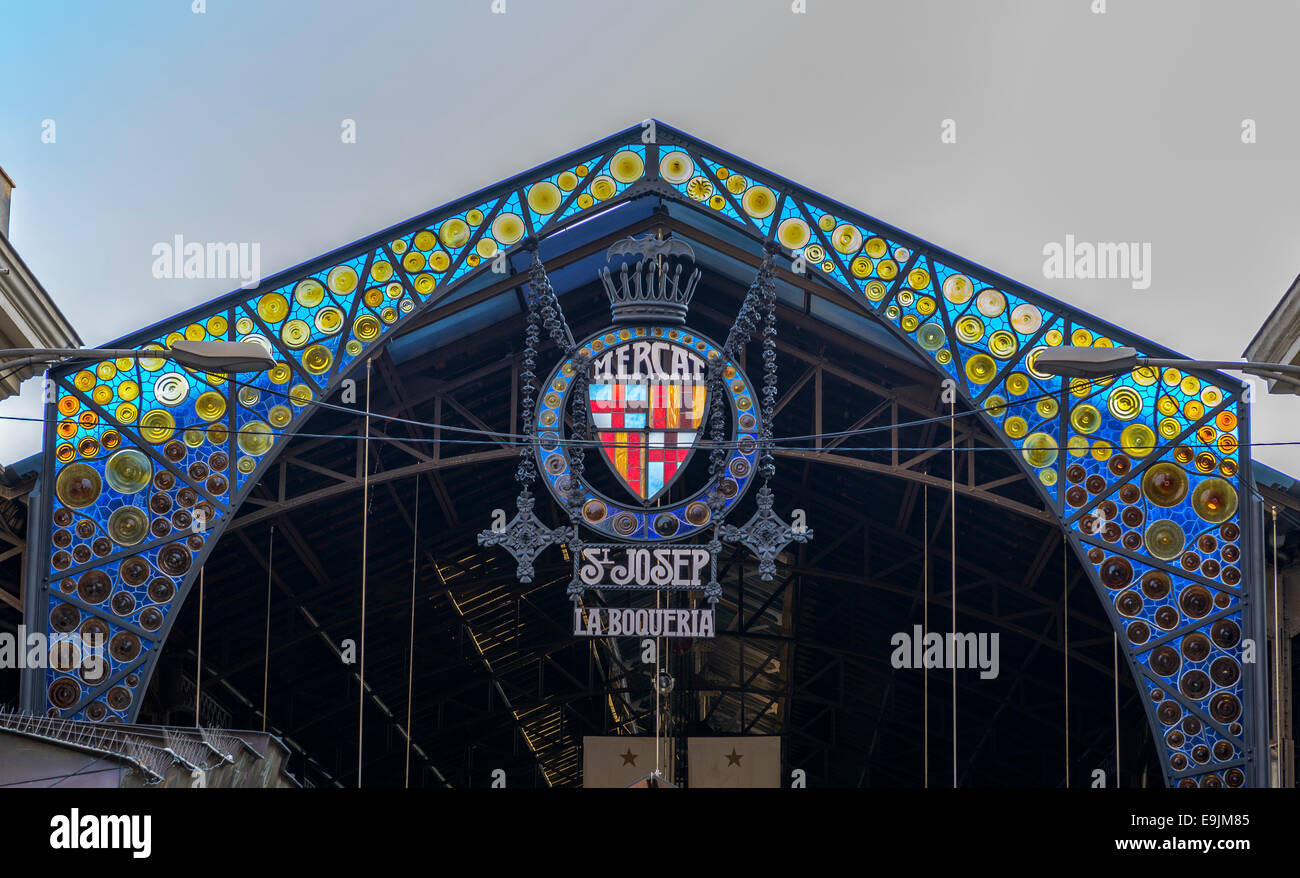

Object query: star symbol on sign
[620,748,638,766]
[725,748,743,767]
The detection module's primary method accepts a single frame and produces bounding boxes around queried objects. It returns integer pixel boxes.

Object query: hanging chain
[517,279,541,490]
[757,250,778,483]
[529,242,575,352]
[566,350,590,519]
[707,249,775,511]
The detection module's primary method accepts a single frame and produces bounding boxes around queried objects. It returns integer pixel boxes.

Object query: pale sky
[1,0,1297,476]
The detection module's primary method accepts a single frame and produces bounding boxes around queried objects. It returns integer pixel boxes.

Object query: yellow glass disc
[370,261,393,283]
[557,170,580,191]
[414,273,435,294]
[742,186,777,219]
[237,421,274,457]
[658,151,693,185]
[206,315,228,336]
[686,177,712,202]
[268,362,291,384]
[1120,423,1156,457]
[609,150,644,184]
[139,409,176,444]
[1070,404,1100,434]
[195,391,227,422]
[302,344,333,375]
[290,279,323,309]
[1022,432,1058,469]
[268,405,292,429]
[413,230,437,251]
[965,353,997,385]
[988,330,1018,359]
[907,268,930,291]
[95,361,117,381]
[327,265,358,295]
[438,218,470,250]
[430,251,451,272]
[257,293,289,324]
[955,316,985,344]
[527,182,562,216]
[315,306,344,335]
[942,274,972,304]
[281,319,312,349]
[492,213,525,245]
[289,384,313,407]
[1004,416,1028,439]
[830,223,862,254]
[403,250,426,272]
[590,176,617,202]
[1107,386,1142,420]
[976,289,1006,318]
[354,315,381,342]
[1005,372,1029,396]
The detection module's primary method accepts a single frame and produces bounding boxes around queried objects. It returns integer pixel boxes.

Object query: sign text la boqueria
[573,606,715,638]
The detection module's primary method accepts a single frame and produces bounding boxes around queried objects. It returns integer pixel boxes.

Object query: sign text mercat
[590,340,706,382]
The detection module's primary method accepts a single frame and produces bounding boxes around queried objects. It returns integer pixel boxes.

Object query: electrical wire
[0,408,1284,456]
